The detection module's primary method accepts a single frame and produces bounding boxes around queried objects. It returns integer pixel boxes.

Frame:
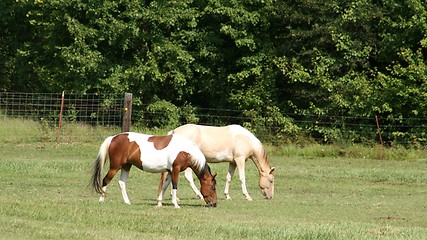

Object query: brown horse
[91,132,217,208]
[162,124,275,201]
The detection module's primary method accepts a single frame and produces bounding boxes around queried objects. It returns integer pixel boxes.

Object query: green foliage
[144,98,180,129]
[1,0,427,145]
[180,103,200,123]
[246,106,301,145]
[143,99,200,129]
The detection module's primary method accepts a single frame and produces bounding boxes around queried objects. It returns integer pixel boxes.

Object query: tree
[2,0,427,145]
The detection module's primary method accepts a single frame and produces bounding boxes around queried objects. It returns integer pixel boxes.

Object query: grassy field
[0,120,426,239]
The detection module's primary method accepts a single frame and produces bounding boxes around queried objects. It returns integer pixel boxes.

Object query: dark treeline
[1,0,427,145]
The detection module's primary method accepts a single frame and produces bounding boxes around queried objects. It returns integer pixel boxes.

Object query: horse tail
[91,136,114,194]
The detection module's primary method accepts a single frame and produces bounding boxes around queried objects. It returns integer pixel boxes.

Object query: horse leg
[158,172,181,202]
[224,163,236,200]
[157,172,171,207]
[99,186,107,203]
[184,168,203,199]
[118,164,132,205]
[99,168,119,203]
[170,169,181,208]
[158,172,167,197]
[235,157,252,201]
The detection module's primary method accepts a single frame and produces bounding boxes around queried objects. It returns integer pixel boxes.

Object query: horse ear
[269,167,275,174]
[212,172,218,179]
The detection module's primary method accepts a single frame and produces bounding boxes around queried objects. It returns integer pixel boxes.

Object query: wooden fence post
[122,93,133,132]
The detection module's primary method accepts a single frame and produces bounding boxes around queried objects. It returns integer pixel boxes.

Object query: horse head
[200,165,218,207]
[259,167,275,199]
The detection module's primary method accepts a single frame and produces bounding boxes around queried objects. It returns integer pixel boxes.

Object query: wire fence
[0,92,123,126]
[1,92,427,147]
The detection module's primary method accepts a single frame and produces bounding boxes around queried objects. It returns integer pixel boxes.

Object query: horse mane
[173,133,206,173]
[189,150,206,173]
[248,131,271,172]
[197,162,212,179]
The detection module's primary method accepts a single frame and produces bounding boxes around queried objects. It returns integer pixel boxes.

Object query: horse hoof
[225,195,232,200]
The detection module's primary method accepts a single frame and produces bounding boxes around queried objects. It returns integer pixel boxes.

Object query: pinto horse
[162,124,275,201]
[91,132,217,208]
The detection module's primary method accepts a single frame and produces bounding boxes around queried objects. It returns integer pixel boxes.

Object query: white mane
[172,134,206,173]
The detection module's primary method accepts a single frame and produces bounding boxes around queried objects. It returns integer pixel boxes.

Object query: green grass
[1,119,427,239]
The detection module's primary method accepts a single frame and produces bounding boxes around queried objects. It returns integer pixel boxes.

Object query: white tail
[90,136,113,194]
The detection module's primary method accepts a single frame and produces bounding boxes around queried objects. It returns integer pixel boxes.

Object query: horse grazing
[163,124,275,201]
[91,132,217,208]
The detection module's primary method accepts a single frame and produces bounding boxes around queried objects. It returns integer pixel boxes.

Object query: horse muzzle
[205,201,217,207]
[262,189,274,199]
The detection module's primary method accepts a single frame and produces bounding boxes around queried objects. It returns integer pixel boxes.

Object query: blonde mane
[248,132,271,172]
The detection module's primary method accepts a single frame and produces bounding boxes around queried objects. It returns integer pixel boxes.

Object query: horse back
[112,133,180,172]
[173,124,257,161]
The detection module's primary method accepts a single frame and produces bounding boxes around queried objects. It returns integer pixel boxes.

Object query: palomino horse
[162,124,275,201]
[91,132,217,208]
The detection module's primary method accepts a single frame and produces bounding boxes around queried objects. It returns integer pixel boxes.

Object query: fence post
[56,91,65,145]
[122,93,133,132]
[375,115,383,147]
[375,115,385,158]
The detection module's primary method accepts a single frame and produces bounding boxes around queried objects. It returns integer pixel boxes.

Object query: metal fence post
[56,91,65,145]
[122,93,132,132]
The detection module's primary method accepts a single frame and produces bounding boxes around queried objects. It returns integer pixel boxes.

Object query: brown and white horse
[91,132,217,208]
[163,124,275,201]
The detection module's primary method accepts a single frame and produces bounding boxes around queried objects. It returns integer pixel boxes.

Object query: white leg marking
[119,169,131,205]
[171,189,180,208]
[99,186,107,203]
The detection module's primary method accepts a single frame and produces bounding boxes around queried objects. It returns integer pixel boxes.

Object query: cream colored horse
[163,124,275,200]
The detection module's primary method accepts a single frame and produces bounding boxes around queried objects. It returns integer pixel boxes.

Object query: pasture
[0,122,426,239]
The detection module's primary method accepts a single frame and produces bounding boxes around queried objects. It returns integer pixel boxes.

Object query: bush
[144,99,180,129]
[245,106,301,145]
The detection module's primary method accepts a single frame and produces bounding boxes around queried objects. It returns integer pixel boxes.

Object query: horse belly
[140,154,170,173]
[204,150,233,163]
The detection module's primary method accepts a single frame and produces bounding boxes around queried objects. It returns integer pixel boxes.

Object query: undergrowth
[1,117,427,161]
